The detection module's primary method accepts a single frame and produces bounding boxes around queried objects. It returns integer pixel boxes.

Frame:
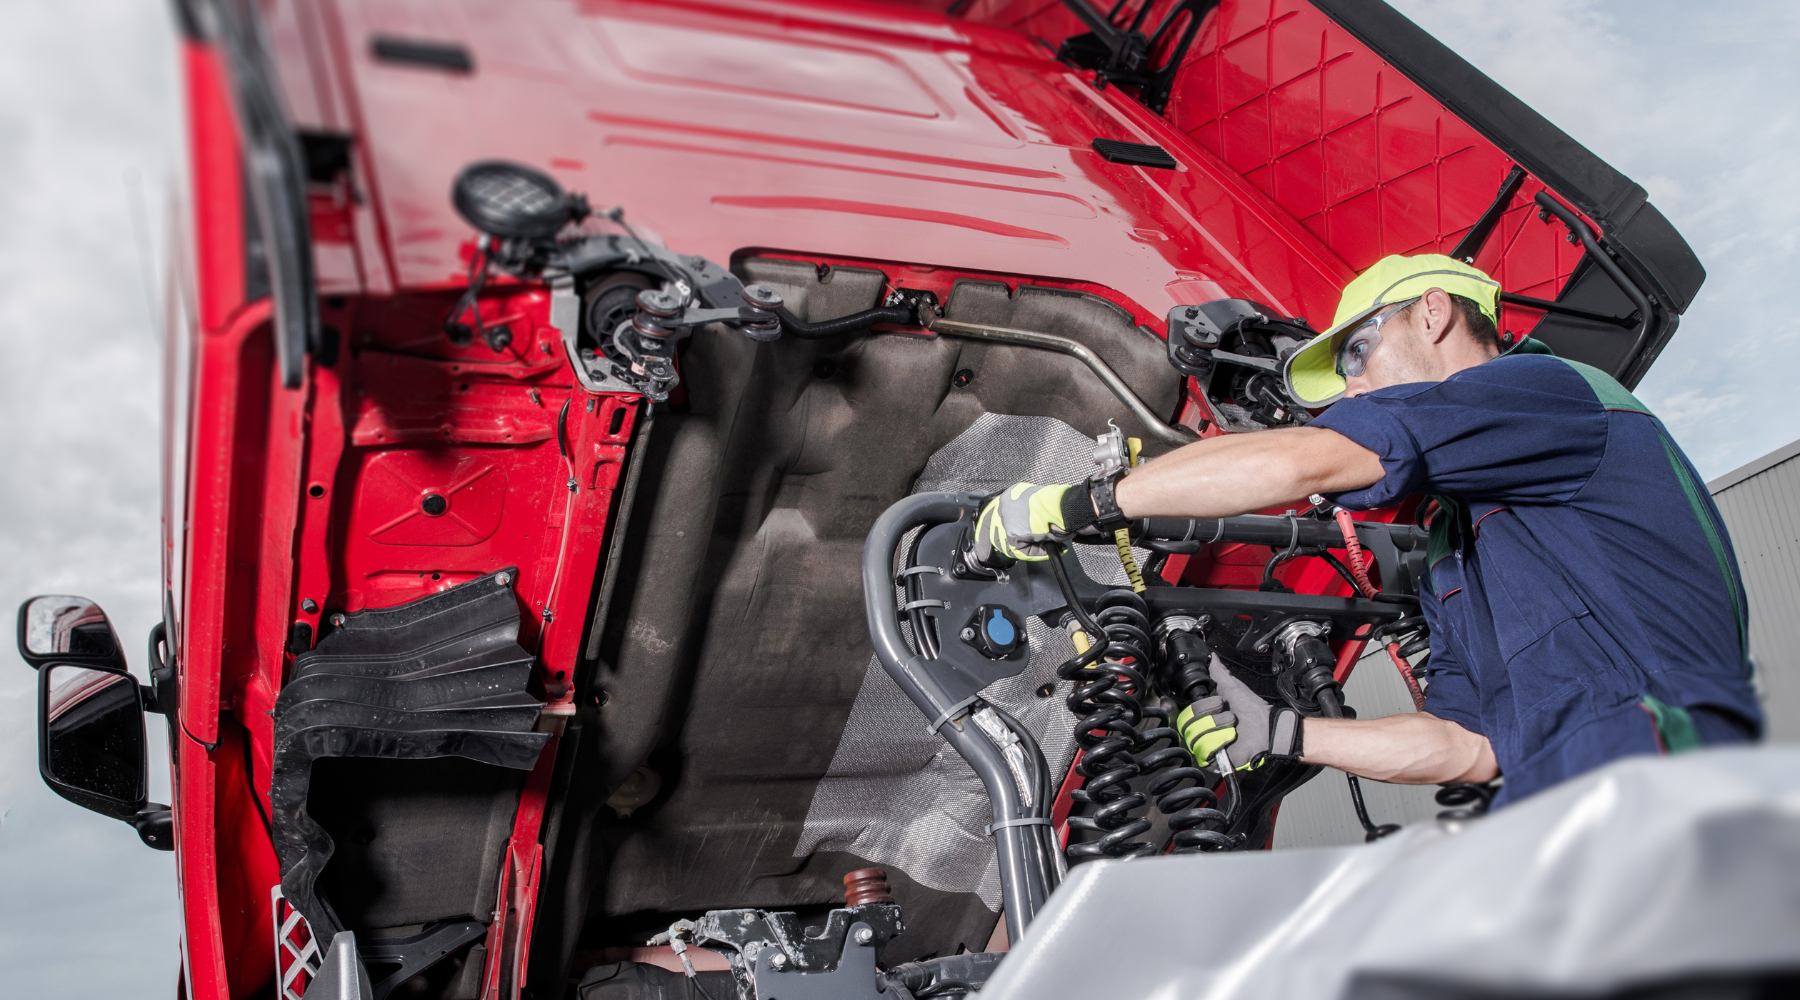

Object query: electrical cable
[1386,642,1427,712]
[1333,508,1379,598]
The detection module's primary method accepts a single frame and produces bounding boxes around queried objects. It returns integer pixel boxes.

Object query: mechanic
[976,254,1761,807]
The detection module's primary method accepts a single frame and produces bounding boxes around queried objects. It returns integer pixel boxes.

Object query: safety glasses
[1334,298,1418,379]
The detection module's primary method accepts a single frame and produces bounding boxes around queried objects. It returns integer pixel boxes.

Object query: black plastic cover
[270,569,547,938]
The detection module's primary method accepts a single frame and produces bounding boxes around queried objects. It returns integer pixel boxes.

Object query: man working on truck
[976,254,1761,807]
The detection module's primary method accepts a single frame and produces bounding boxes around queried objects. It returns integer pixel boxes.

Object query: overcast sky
[0,1,1794,995]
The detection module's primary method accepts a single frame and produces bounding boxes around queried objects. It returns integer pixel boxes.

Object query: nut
[854,927,874,945]
[769,953,788,970]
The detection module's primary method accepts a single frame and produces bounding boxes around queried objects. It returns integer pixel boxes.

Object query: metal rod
[925,317,1195,447]
[584,403,655,662]
[1533,191,1655,378]
[1450,164,1526,264]
[1499,291,1635,329]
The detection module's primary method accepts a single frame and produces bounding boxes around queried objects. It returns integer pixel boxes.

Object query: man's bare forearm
[1301,714,1498,785]
[1115,427,1385,519]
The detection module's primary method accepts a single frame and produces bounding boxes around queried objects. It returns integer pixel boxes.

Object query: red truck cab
[20,2,1701,997]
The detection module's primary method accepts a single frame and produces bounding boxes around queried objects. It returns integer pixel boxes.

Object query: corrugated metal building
[1709,439,1800,742]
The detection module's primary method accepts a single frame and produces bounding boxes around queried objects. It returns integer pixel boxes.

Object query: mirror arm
[131,804,174,851]
[147,621,178,721]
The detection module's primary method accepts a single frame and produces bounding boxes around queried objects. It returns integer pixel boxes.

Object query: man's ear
[1420,288,1457,345]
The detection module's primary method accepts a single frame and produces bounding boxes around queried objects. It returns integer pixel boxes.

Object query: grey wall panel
[1712,449,1800,741]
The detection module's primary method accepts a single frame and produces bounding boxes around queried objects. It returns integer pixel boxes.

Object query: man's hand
[1175,658,1304,771]
[971,482,1086,565]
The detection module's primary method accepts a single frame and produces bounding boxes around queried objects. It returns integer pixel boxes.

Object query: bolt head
[300,599,318,614]
[854,927,874,945]
[330,613,347,627]
[960,627,977,642]
[496,572,513,587]
[769,953,788,970]
[742,283,783,307]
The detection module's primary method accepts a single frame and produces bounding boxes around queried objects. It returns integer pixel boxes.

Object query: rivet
[496,572,513,587]
[300,599,318,614]
[330,613,347,627]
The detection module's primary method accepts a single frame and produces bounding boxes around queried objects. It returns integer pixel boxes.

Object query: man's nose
[1342,374,1371,398]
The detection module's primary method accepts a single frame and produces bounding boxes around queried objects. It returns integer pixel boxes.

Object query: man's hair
[1401,292,1501,351]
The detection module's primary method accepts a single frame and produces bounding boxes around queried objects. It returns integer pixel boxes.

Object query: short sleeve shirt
[1310,355,1760,806]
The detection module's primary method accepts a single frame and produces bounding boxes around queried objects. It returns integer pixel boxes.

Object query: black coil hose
[1044,547,1157,860]
[1060,589,1157,859]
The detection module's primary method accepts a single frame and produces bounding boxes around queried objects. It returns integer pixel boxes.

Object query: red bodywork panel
[164,2,1678,996]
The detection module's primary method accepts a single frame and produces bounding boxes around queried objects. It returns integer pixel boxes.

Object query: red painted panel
[1153,0,1584,303]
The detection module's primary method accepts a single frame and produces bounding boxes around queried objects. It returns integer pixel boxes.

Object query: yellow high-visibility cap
[1282,254,1501,407]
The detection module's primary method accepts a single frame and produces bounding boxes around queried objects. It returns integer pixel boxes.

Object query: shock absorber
[1272,620,1344,717]
[1139,616,1235,852]
[1271,620,1400,841]
[1060,589,1157,860]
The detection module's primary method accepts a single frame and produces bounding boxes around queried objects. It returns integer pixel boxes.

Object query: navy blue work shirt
[1311,353,1761,807]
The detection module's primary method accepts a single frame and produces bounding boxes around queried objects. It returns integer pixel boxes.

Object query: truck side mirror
[39,662,170,850]
[17,595,128,672]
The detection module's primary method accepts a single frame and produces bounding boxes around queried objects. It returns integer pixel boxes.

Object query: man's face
[1340,297,1444,398]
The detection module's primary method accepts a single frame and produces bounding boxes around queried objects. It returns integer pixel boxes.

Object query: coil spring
[1061,590,1156,859]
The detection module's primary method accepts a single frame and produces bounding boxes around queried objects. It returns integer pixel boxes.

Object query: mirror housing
[17,595,128,672]
[39,662,168,849]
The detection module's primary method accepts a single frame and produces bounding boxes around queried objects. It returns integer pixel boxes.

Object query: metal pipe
[863,492,1049,942]
[1533,191,1655,378]
[924,317,1196,447]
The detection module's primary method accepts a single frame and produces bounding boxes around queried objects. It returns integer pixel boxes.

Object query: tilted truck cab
[20,1,1701,997]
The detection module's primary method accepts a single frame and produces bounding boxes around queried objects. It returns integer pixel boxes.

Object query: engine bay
[257,162,1453,1000]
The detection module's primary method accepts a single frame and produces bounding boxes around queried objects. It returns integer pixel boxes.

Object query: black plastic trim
[372,36,475,73]
[1091,138,1179,169]
[270,569,547,939]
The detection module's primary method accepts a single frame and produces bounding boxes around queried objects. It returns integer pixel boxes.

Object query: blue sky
[0,1,1793,994]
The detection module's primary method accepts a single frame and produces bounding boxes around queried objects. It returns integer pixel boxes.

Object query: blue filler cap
[966,604,1025,659]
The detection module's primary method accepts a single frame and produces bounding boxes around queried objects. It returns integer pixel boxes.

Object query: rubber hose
[775,304,913,339]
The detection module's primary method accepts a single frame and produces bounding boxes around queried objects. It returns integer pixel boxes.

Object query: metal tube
[924,317,1196,447]
[862,493,1049,941]
[1533,191,1655,377]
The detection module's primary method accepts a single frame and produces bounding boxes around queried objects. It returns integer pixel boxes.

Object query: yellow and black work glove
[1175,657,1304,772]
[971,482,1098,567]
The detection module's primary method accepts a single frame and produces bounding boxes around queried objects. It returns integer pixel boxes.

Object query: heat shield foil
[795,413,1145,908]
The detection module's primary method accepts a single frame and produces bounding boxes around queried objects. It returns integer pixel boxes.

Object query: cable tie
[926,695,981,735]
[1208,519,1227,544]
[900,599,949,612]
[895,565,945,581]
[985,817,1053,835]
